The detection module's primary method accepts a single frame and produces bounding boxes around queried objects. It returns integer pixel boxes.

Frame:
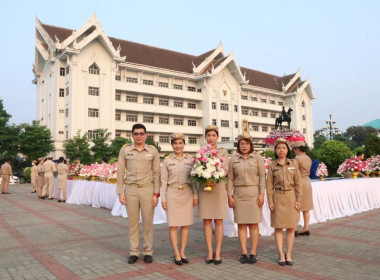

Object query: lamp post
[323,113,341,140]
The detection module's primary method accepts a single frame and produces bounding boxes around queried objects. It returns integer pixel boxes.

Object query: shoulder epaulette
[123,143,131,147]
[149,145,157,150]
[165,154,171,159]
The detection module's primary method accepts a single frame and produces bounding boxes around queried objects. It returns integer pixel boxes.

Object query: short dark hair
[102,157,108,163]
[132,124,146,133]
[356,151,364,157]
[58,157,65,163]
[295,145,307,153]
[205,129,219,137]
[237,139,254,154]
[171,139,185,145]
[274,142,291,159]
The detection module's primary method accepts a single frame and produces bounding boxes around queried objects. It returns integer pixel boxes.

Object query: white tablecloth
[224,177,380,237]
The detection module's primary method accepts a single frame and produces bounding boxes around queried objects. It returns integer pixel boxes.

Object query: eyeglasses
[133,132,146,137]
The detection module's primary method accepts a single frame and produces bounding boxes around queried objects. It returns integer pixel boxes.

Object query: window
[221,120,229,128]
[242,109,248,115]
[147,135,154,141]
[88,108,99,118]
[197,88,202,92]
[65,108,69,117]
[271,127,276,131]
[159,117,169,124]
[66,87,69,96]
[252,111,258,116]
[187,86,196,92]
[220,103,229,111]
[58,131,64,135]
[189,137,197,144]
[221,137,230,142]
[188,103,196,109]
[66,66,70,75]
[159,82,168,88]
[115,131,121,137]
[59,109,64,113]
[88,87,99,96]
[159,135,170,144]
[241,95,248,100]
[126,95,137,103]
[143,79,153,85]
[143,97,154,104]
[262,126,268,132]
[174,118,183,125]
[234,105,238,112]
[126,114,138,122]
[270,113,276,118]
[278,101,284,106]
[115,92,121,101]
[60,67,65,76]
[251,97,258,101]
[261,98,267,103]
[302,115,306,121]
[188,120,196,126]
[212,102,216,109]
[270,100,275,105]
[253,126,259,131]
[261,112,268,117]
[235,121,238,128]
[302,101,305,107]
[65,131,68,139]
[143,115,154,123]
[115,75,121,81]
[303,128,307,134]
[174,101,183,107]
[159,99,169,106]
[174,84,183,90]
[59,88,64,97]
[126,77,137,83]
[88,130,99,139]
[212,119,217,126]
[115,111,121,121]
[89,63,99,75]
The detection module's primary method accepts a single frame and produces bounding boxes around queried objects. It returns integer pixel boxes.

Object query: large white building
[33,14,315,157]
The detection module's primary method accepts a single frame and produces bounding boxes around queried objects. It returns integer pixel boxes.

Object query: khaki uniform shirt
[57,162,69,176]
[0,163,12,176]
[160,153,198,202]
[37,164,44,176]
[117,144,160,194]
[42,160,57,174]
[227,153,266,196]
[266,159,302,204]
[295,154,312,178]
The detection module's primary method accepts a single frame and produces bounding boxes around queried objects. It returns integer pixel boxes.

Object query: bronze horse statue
[275,107,293,129]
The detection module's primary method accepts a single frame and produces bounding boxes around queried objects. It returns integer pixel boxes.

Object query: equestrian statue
[275,106,293,130]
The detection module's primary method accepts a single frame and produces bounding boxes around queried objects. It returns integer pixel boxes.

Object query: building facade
[33,14,315,157]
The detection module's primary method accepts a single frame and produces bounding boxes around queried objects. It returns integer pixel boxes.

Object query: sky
[0,0,379,133]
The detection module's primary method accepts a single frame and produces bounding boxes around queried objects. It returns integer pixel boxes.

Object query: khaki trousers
[1,175,10,193]
[42,173,54,198]
[125,185,154,256]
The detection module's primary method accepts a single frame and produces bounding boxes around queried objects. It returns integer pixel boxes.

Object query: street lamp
[323,113,341,140]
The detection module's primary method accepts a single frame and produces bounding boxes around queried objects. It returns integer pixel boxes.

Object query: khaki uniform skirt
[57,174,67,189]
[271,190,299,229]
[300,176,313,211]
[166,186,194,227]
[37,175,45,189]
[233,186,262,224]
[198,182,227,219]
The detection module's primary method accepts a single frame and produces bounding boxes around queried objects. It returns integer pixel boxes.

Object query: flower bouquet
[262,156,272,174]
[337,162,346,178]
[264,129,305,149]
[190,144,227,191]
[316,162,328,180]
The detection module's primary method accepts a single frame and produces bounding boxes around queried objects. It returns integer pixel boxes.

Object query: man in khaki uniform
[42,156,57,199]
[57,157,69,202]
[37,158,45,199]
[1,160,13,194]
[117,124,160,264]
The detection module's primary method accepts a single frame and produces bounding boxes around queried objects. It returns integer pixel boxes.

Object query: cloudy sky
[0,0,379,132]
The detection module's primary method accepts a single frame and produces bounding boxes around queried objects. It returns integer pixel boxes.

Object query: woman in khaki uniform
[57,157,69,202]
[37,158,45,199]
[292,141,313,236]
[30,161,38,193]
[161,134,198,265]
[227,133,266,264]
[198,125,229,265]
[267,138,302,266]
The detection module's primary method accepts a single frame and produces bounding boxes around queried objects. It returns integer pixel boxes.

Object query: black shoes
[128,255,139,264]
[286,259,294,266]
[39,196,45,199]
[58,200,62,203]
[248,254,257,264]
[214,258,222,265]
[239,254,248,264]
[298,230,310,236]
[174,257,183,266]
[143,255,153,263]
[181,258,189,264]
[278,257,286,266]
[48,198,54,200]
[205,258,213,264]
[31,191,36,193]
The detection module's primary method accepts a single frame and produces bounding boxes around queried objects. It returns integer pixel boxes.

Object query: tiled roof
[363,119,380,129]
[241,67,297,90]
[42,24,73,42]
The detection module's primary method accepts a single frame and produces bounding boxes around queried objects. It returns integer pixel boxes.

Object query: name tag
[145,154,152,157]
[169,163,176,166]
[127,153,134,156]
[288,167,296,170]
[273,168,280,171]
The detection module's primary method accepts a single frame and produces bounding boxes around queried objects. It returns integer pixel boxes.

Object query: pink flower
[215,162,220,166]
[200,157,207,162]
[199,150,205,155]
[220,157,225,162]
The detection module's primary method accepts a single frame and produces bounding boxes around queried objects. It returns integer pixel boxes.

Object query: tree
[146,137,161,153]
[109,137,132,158]
[90,129,111,162]
[333,134,355,150]
[63,131,92,164]
[316,140,352,176]
[18,120,55,163]
[344,126,378,148]
[313,135,327,150]
[364,135,380,157]
[0,99,19,160]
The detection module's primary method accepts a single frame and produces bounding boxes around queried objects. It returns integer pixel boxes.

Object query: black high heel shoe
[298,230,310,236]
[174,256,183,266]
[205,252,214,264]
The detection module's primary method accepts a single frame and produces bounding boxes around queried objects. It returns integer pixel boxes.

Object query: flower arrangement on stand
[370,155,380,176]
[264,129,305,148]
[262,156,272,175]
[337,162,347,178]
[361,160,371,177]
[190,144,227,191]
[343,157,363,179]
[316,162,328,180]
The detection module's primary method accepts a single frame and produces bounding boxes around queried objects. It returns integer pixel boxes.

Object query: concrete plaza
[0,184,379,280]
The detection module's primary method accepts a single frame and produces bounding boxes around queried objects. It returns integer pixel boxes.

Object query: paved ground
[0,184,379,280]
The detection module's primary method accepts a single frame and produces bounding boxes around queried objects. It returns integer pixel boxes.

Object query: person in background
[37,158,45,199]
[292,142,313,236]
[227,133,266,264]
[161,133,198,265]
[267,138,302,266]
[30,160,38,193]
[1,159,13,194]
[42,156,57,200]
[57,157,69,202]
